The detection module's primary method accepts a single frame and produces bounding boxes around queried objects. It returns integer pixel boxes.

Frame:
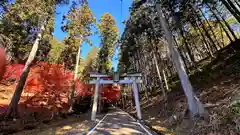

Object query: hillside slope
[125,40,240,135]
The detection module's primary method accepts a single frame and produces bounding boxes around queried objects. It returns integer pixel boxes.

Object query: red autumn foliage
[0,61,120,114]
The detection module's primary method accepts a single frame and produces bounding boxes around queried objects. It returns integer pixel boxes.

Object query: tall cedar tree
[61,3,96,111]
[97,13,119,73]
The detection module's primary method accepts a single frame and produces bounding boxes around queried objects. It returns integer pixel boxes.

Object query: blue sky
[53,0,133,71]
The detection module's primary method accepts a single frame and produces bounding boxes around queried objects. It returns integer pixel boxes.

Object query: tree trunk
[165,60,172,78]
[162,69,169,91]
[195,11,217,53]
[156,3,205,116]
[194,11,217,52]
[156,52,170,91]
[184,38,196,65]
[122,88,126,109]
[74,44,82,78]
[149,56,155,90]
[191,21,214,57]
[134,53,140,72]
[131,88,135,106]
[213,5,238,41]
[173,35,189,69]
[199,7,222,49]
[132,54,136,71]
[226,0,240,16]
[175,17,196,65]
[207,3,234,42]
[146,52,152,91]
[233,0,240,8]
[153,52,166,100]
[5,19,46,118]
[219,24,225,45]
[142,51,149,93]
[69,40,82,112]
[137,49,149,102]
[121,93,124,109]
[220,0,240,23]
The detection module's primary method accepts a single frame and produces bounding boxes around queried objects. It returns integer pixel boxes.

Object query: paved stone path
[85,109,154,135]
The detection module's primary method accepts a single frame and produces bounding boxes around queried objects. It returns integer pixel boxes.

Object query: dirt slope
[124,41,240,135]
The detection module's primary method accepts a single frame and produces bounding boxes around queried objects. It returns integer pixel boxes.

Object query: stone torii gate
[89,72,143,121]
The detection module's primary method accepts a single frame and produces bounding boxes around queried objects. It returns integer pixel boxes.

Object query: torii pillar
[89,72,143,121]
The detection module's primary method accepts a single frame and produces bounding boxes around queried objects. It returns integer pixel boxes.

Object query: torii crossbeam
[89,72,143,121]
